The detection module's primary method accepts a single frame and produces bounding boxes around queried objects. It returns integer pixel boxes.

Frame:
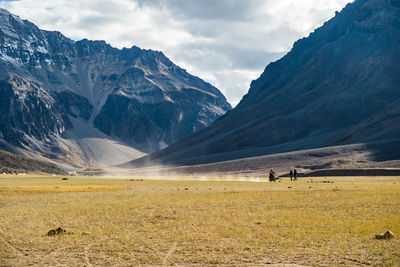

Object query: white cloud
[0,0,353,106]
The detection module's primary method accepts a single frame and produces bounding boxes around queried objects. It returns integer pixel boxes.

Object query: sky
[0,0,353,106]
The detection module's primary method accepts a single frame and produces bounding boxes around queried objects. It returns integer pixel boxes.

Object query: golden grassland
[0,175,399,266]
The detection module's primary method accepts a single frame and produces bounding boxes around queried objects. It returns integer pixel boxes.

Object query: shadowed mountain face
[0,149,65,174]
[129,0,400,167]
[0,8,231,167]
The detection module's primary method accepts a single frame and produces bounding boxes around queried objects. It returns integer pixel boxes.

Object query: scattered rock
[288,187,292,189]
[185,188,189,190]
[47,227,67,236]
[61,177,68,180]
[375,231,394,240]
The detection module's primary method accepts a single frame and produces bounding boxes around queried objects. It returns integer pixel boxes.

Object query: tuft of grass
[0,175,399,265]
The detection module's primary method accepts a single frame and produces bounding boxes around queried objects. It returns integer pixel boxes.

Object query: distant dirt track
[304,169,400,177]
[104,143,400,178]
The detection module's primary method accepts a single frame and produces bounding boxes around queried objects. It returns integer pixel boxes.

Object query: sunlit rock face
[0,8,231,167]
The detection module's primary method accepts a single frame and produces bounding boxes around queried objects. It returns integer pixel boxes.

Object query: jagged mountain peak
[0,7,23,23]
[0,8,231,167]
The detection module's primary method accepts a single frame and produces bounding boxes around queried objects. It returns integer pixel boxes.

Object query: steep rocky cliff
[128,0,400,167]
[0,8,231,167]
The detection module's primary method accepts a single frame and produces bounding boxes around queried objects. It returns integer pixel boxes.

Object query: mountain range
[128,0,400,168]
[0,8,231,168]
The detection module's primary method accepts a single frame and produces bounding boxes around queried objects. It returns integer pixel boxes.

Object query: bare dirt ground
[1,175,399,266]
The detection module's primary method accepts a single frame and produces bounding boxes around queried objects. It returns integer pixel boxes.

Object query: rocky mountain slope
[0,8,231,167]
[128,0,400,167]
[0,149,65,174]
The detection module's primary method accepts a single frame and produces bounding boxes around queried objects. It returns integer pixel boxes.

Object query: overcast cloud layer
[0,0,353,106]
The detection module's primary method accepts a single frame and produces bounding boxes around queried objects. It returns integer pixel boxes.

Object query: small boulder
[375,231,394,240]
[62,177,68,180]
[47,229,57,236]
[56,227,66,234]
[47,227,67,236]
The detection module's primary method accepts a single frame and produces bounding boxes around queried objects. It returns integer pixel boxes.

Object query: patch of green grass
[0,175,399,265]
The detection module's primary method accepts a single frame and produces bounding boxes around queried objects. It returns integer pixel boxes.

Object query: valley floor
[0,175,399,266]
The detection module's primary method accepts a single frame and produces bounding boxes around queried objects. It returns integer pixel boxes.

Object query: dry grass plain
[0,175,399,266]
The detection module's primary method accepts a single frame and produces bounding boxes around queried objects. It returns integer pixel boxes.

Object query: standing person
[294,169,298,181]
[289,170,293,181]
[269,169,276,182]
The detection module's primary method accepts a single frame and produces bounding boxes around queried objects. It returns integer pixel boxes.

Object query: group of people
[268,169,298,182]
